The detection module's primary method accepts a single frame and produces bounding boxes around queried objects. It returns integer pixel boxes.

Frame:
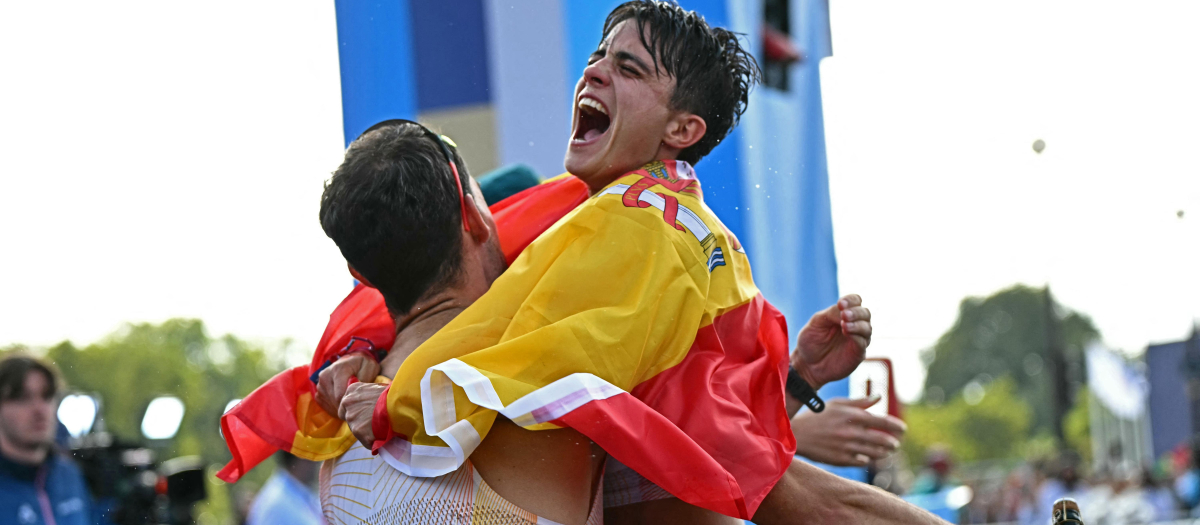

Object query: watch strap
[786,367,825,413]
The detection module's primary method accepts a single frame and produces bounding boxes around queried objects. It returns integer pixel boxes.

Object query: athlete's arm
[604,457,945,525]
[752,458,948,525]
[780,294,871,419]
[791,294,873,392]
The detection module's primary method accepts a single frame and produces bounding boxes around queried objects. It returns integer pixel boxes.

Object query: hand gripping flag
[217,285,390,482]
[217,175,589,482]
[370,161,794,519]
[218,161,794,518]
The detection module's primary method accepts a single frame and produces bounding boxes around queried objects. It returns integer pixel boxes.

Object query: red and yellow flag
[219,162,793,519]
[217,175,589,482]
[370,161,793,518]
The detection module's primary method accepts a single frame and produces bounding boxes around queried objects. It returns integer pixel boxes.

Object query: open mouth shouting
[572,94,611,146]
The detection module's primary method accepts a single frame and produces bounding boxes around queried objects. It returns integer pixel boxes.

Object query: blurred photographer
[246,452,322,525]
[0,354,95,525]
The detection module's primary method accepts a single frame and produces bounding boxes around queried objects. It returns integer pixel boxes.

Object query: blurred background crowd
[5,284,1200,524]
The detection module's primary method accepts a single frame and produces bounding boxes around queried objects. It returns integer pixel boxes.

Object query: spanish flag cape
[216,170,589,482]
[219,160,794,519]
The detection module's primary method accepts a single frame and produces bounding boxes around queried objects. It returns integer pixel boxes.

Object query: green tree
[1063,389,1092,465]
[921,284,1099,434]
[3,320,291,524]
[42,319,284,464]
[903,376,1033,462]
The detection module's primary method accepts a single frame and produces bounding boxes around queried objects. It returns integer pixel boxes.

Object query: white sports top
[319,442,603,525]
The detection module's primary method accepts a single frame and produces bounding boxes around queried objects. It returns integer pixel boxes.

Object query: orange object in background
[850,357,903,422]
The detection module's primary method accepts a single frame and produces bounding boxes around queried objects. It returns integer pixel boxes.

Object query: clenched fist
[315,354,381,416]
[338,382,388,448]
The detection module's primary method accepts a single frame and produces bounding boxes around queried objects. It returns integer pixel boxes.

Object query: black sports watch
[786,367,825,413]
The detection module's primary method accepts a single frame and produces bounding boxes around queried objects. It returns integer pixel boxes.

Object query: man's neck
[0,433,48,466]
[377,233,503,378]
[379,293,468,378]
[582,154,682,195]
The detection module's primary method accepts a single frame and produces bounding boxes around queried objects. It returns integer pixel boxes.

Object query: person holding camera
[0,354,95,525]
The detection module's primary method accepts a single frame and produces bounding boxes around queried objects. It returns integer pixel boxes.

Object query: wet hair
[0,354,59,407]
[319,122,471,314]
[602,0,762,164]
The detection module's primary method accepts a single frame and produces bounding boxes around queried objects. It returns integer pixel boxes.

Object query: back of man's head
[603,0,760,164]
[319,122,471,314]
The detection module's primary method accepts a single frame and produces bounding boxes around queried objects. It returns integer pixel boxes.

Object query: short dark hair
[319,122,471,314]
[0,355,59,406]
[602,1,761,165]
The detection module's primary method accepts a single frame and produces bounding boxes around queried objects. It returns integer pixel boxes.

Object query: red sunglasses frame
[357,119,472,232]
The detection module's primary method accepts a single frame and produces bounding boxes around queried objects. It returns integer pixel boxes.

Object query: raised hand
[791,294,872,389]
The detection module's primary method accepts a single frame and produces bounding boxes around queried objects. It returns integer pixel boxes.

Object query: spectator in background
[1001,465,1039,524]
[1139,466,1177,521]
[1038,451,1087,512]
[246,452,323,525]
[1174,438,1200,515]
[911,446,956,495]
[1085,461,1156,525]
[0,354,95,525]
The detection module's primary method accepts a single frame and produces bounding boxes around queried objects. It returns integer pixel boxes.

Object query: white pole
[1141,406,1155,464]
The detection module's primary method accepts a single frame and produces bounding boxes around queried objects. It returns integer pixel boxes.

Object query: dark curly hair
[602,1,761,165]
[319,122,470,314]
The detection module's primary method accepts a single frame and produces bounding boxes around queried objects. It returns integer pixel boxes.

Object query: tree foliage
[3,319,284,470]
[904,376,1034,463]
[1063,389,1092,465]
[920,284,1099,434]
[3,320,291,524]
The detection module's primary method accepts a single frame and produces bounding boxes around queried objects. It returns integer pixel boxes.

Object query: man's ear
[463,194,492,244]
[348,264,375,288]
[662,113,707,152]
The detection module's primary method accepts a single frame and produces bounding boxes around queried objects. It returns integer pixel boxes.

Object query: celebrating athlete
[221,2,941,524]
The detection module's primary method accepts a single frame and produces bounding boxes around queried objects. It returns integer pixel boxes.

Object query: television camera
[57,394,207,525]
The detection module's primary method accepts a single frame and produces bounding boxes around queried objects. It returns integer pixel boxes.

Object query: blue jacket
[246,470,323,525]
[0,451,94,525]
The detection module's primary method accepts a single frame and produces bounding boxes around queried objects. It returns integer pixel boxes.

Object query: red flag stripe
[555,294,793,519]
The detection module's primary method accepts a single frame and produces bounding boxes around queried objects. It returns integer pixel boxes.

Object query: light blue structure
[332,0,850,480]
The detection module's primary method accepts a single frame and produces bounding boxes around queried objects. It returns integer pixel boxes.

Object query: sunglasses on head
[357,119,472,232]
